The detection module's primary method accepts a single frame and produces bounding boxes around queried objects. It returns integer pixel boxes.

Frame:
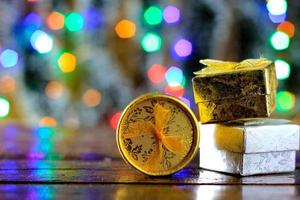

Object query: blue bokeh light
[165,66,184,86]
[0,49,18,68]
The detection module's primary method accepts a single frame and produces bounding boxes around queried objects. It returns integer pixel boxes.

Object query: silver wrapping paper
[200,148,295,176]
[199,120,299,175]
[200,120,300,153]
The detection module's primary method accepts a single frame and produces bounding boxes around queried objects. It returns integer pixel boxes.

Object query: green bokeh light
[141,32,162,52]
[65,12,84,32]
[181,75,187,87]
[0,97,10,118]
[270,31,290,50]
[276,91,295,112]
[275,59,290,80]
[144,6,163,25]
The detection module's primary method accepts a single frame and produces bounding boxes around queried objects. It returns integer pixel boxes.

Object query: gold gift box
[192,58,277,123]
[116,93,200,176]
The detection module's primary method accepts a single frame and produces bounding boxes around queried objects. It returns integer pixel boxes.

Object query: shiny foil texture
[199,120,300,176]
[117,94,200,176]
[192,58,278,123]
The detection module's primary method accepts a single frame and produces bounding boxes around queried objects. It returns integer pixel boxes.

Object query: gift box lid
[200,119,300,154]
[117,93,200,176]
[192,58,277,103]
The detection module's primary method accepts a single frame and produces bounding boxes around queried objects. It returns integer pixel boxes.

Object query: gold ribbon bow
[123,104,185,170]
[194,58,272,74]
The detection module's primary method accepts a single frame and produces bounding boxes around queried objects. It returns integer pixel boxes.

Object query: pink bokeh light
[163,5,180,24]
[174,39,192,57]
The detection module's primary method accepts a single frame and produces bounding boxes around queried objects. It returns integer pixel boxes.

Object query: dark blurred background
[0,0,299,159]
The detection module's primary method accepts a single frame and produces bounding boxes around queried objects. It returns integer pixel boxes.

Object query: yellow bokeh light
[114,19,136,38]
[39,116,57,127]
[0,76,16,94]
[58,52,76,73]
[82,89,102,107]
[45,81,64,99]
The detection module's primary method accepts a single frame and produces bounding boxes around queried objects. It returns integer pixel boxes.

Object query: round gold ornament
[116,93,200,176]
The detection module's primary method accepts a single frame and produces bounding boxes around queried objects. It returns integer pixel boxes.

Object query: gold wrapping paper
[116,93,199,176]
[192,58,277,123]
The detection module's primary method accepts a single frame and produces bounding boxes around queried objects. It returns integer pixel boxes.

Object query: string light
[0,76,16,94]
[181,75,187,87]
[35,127,55,139]
[83,7,102,29]
[266,1,294,113]
[0,49,18,68]
[270,31,290,50]
[276,91,295,112]
[115,19,136,38]
[147,64,166,83]
[39,116,57,127]
[163,5,180,24]
[0,97,10,118]
[275,59,290,80]
[23,12,42,29]
[144,6,163,25]
[277,21,295,38]
[110,112,122,130]
[57,52,76,73]
[18,12,42,45]
[46,11,65,30]
[174,39,192,57]
[30,30,53,54]
[45,81,64,99]
[266,0,287,16]
[164,85,185,97]
[268,13,286,24]
[82,89,102,107]
[65,12,84,32]
[141,32,162,52]
[165,66,184,86]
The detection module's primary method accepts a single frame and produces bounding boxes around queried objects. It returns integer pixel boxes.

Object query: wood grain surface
[1,123,300,199]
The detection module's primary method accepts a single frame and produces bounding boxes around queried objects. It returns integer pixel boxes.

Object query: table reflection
[0,185,298,200]
[196,185,297,200]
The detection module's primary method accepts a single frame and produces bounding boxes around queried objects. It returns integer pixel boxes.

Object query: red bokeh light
[110,112,122,130]
[164,85,185,97]
[277,21,295,38]
[147,64,167,83]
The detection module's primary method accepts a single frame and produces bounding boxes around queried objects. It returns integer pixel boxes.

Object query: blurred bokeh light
[0,0,298,131]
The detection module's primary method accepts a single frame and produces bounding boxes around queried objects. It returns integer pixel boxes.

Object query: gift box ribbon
[123,104,185,169]
[194,58,272,74]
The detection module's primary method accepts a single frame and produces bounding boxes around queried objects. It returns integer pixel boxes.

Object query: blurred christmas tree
[0,0,299,130]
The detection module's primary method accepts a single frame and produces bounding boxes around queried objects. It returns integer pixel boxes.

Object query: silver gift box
[199,119,300,176]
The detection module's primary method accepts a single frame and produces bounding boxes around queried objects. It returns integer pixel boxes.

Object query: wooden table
[0,123,300,199]
[1,159,300,199]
